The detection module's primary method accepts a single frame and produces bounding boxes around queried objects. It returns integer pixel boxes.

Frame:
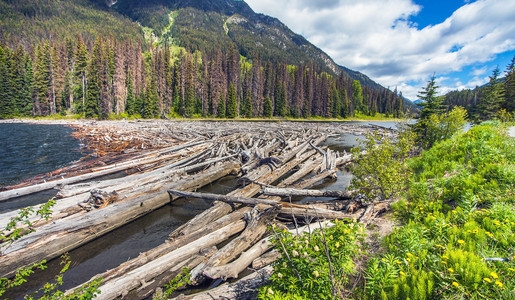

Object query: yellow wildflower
[457,240,465,245]
[490,272,498,279]
[452,282,459,288]
[313,271,319,277]
[400,271,406,276]
[436,245,444,248]
[484,278,492,283]
[382,258,386,262]
[508,268,515,272]
[448,268,454,273]
[495,281,503,288]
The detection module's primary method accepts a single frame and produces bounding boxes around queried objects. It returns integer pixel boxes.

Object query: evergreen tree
[126,71,135,115]
[143,74,157,118]
[35,42,52,116]
[217,93,226,118]
[479,67,504,121]
[263,95,273,118]
[0,46,11,118]
[330,81,341,118]
[85,39,102,118]
[416,75,444,120]
[74,35,88,114]
[502,57,514,113]
[244,90,253,118]
[226,83,237,118]
[22,55,35,116]
[352,80,364,114]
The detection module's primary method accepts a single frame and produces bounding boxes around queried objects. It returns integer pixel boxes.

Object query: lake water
[0,123,87,188]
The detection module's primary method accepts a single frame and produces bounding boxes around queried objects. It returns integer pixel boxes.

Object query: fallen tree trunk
[202,221,334,281]
[168,190,281,208]
[94,220,246,300]
[168,136,323,242]
[0,161,240,279]
[261,187,353,199]
[174,266,273,300]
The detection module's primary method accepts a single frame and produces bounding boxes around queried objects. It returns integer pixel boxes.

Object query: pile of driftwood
[0,120,391,299]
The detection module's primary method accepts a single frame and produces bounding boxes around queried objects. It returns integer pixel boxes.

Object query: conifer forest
[0,36,407,119]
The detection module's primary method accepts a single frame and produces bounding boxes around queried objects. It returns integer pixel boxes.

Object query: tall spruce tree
[502,57,514,113]
[74,35,88,114]
[85,39,102,118]
[125,71,135,115]
[416,75,444,120]
[351,80,364,115]
[217,93,226,118]
[226,83,238,118]
[479,67,504,121]
[0,46,11,118]
[35,42,52,116]
[263,95,273,118]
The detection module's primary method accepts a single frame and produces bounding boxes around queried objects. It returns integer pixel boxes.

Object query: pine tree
[217,93,226,118]
[352,80,364,114]
[478,67,504,121]
[22,55,35,116]
[0,46,11,118]
[244,90,253,118]
[85,39,102,118]
[142,74,157,118]
[263,96,273,118]
[502,56,514,113]
[416,75,444,120]
[35,42,52,116]
[226,83,238,118]
[126,71,135,115]
[74,35,88,115]
[330,81,341,118]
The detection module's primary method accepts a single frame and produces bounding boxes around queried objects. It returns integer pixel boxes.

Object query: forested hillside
[442,57,514,121]
[0,0,412,119]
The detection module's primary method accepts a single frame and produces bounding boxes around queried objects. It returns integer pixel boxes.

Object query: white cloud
[245,0,515,100]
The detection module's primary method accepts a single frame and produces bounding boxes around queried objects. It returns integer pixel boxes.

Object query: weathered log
[66,208,253,295]
[168,190,281,208]
[0,140,209,202]
[292,169,337,189]
[252,250,281,270]
[202,221,334,281]
[279,206,358,222]
[174,266,273,300]
[168,136,323,241]
[94,221,246,300]
[261,187,353,199]
[0,161,240,279]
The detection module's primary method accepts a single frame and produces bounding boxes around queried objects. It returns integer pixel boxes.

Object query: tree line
[0,36,407,119]
[443,57,515,122]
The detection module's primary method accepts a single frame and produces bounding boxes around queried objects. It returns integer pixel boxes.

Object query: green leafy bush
[350,127,415,202]
[259,220,365,299]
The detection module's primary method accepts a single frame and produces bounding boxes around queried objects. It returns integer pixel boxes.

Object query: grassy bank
[260,122,514,299]
[362,121,514,299]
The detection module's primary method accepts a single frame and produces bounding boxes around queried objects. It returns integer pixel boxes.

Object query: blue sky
[245,0,515,100]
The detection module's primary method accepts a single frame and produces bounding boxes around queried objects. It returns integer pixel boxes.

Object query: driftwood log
[0,161,240,279]
[261,187,353,199]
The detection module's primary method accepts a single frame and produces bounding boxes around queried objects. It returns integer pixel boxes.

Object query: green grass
[362,123,515,299]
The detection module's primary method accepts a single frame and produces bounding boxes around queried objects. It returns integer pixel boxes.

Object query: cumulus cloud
[245,0,515,99]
